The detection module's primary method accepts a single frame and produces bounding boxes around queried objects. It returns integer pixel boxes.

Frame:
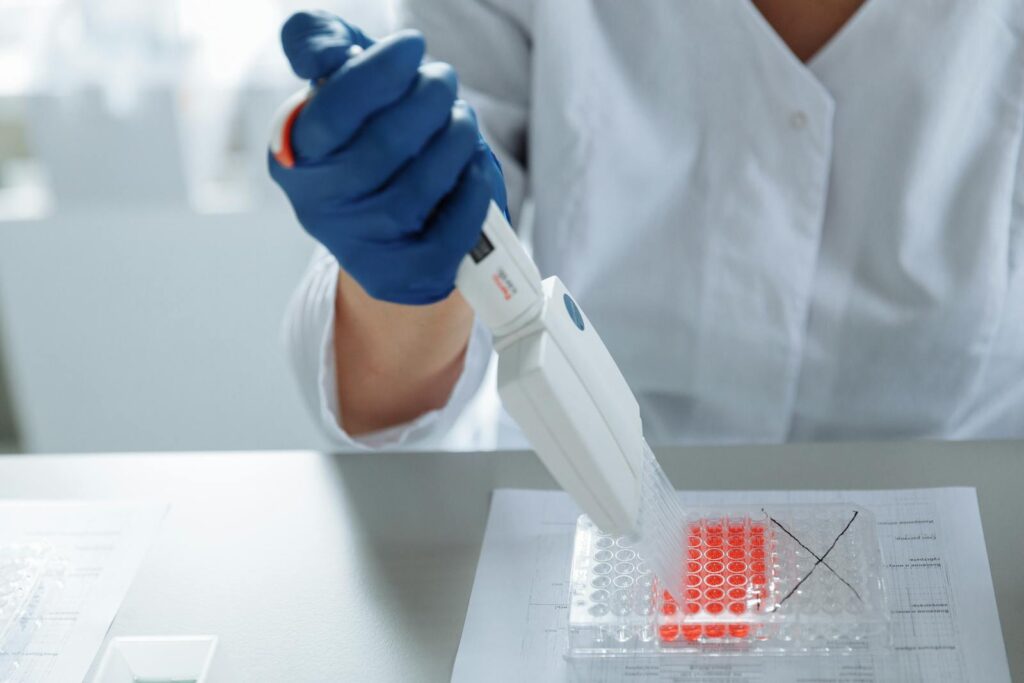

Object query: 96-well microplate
[567,505,889,657]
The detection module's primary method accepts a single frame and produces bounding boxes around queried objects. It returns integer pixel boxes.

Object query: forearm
[333,268,474,435]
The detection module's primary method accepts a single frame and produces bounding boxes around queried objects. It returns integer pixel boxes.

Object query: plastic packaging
[567,504,889,656]
[0,543,53,650]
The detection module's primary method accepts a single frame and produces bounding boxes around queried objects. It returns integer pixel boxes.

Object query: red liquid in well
[658,517,773,644]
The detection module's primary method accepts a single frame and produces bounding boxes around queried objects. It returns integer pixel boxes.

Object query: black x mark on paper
[763,509,864,610]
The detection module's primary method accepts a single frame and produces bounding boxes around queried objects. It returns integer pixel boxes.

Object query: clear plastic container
[0,543,53,649]
[567,504,889,657]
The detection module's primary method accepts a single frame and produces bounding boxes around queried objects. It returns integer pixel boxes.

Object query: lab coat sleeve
[285,3,531,449]
[398,0,532,224]
[284,245,495,450]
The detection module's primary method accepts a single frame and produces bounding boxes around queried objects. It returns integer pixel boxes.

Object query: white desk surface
[0,441,1019,682]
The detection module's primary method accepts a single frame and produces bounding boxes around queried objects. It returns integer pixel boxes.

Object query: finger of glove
[482,147,510,219]
[281,11,373,81]
[365,100,480,239]
[270,86,468,215]
[423,150,500,259]
[359,152,499,305]
[292,31,426,162]
[327,62,458,199]
[336,147,503,305]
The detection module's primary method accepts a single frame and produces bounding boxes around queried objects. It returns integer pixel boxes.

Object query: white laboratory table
[0,441,1020,682]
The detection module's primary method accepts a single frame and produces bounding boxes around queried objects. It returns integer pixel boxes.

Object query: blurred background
[0,0,394,453]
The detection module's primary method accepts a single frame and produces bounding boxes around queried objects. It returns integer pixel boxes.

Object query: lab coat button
[789,111,808,130]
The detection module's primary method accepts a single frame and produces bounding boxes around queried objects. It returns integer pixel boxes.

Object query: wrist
[334,268,473,373]
[333,268,475,435]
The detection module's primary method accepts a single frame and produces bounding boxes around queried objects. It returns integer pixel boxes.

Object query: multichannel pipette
[451,203,685,587]
[270,95,685,593]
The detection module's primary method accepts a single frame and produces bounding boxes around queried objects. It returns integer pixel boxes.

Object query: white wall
[0,0,397,453]
[0,202,337,453]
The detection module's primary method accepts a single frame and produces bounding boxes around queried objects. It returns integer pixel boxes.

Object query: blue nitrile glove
[269,11,510,305]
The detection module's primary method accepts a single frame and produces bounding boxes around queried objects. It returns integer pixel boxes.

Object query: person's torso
[525,0,1024,443]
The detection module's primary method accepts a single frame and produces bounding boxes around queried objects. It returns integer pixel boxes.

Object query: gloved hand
[269,11,509,305]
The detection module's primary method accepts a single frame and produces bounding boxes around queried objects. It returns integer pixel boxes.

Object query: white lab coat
[285,0,1024,449]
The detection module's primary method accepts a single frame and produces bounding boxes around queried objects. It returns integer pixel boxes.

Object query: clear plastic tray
[567,504,889,656]
[0,543,53,649]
